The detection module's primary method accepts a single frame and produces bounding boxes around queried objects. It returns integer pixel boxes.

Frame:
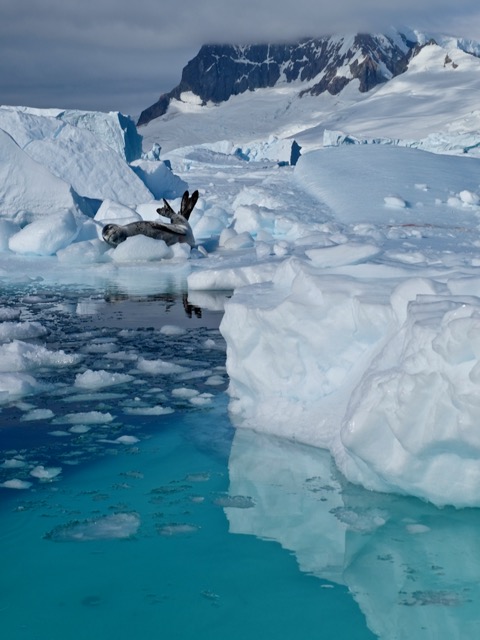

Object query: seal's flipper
[181,190,199,221]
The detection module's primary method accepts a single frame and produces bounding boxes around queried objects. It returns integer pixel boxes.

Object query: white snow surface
[4,34,480,506]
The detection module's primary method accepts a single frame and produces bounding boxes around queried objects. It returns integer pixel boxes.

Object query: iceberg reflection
[225,429,480,639]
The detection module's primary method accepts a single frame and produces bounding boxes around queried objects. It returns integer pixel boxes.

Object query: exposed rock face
[138,32,421,126]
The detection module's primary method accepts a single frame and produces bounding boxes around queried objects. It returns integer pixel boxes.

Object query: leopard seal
[102,190,199,248]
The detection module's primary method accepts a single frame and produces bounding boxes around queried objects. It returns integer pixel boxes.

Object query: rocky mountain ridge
[137,30,474,126]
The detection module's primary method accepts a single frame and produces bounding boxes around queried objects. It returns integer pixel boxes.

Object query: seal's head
[102,224,128,247]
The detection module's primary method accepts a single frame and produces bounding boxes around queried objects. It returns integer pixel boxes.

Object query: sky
[1,0,480,119]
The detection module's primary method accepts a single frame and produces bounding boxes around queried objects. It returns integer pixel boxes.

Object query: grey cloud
[1,0,480,115]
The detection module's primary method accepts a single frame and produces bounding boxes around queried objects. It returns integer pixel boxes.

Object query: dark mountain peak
[136,31,437,127]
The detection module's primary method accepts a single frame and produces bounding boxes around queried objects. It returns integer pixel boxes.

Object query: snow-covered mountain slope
[138,30,419,125]
[140,36,480,155]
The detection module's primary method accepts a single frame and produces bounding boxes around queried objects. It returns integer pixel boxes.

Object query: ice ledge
[220,257,480,508]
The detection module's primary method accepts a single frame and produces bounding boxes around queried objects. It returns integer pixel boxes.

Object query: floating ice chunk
[21,408,54,421]
[192,214,227,239]
[9,211,79,255]
[1,458,26,469]
[0,321,48,342]
[45,513,140,542]
[232,204,273,235]
[56,411,114,425]
[123,405,174,416]
[114,435,140,445]
[171,387,199,399]
[219,228,237,247]
[157,523,199,536]
[94,199,141,225]
[57,239,110,264]
[305,242,381,268]
[213,494,256,509]
[136,357,189,375]
[159,324,186,336]
[273,241,290,257]
[170,242,191,260]
[189,393,214,406]
[0,307,21,321]
[384,196,407,208]
[69,425,91,434]
[0,479,32,490]
[223,231,255,250]
[447,195,463,208]
[110,235,173,263]
[256,241,273,259]
[82,341,118,354]
[205,375,226,386]
[185,472,211,482]
[406,524,431,534]
[30,465,62,481]
[459,189,480,205]
[0,372,44,403]
[0,340,81,372]
[74,369,134,389]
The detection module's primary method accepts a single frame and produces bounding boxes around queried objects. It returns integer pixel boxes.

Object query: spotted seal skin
[102,190,199,248]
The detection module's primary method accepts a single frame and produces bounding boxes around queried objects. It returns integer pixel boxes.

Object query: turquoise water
[1,285,480,639]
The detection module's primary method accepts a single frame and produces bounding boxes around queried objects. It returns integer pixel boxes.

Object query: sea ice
[55,411,114,425]
[123,405,174,416]
[136,357,189,375]
[45,513,140,541]
[9,210,80,255]
[21,408,55,421]
[30,465,62,480]
[74,369,134,389]
[0,479,32,490]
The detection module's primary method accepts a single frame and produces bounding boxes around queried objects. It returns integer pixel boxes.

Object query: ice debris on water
[74,369,134,389]
[123,405,174,416]
[20,408,55,421]
[0,478,32,490]
[1,458,27,469]
[45,513,140,542]
[159,324,186,336]
[114,435,140,445]
[30,465,62,481]
[157,523,200,536]
[55,411,114,425]
[212,494,256,509]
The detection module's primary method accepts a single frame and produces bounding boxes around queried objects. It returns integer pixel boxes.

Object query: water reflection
[225,429,480,639]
